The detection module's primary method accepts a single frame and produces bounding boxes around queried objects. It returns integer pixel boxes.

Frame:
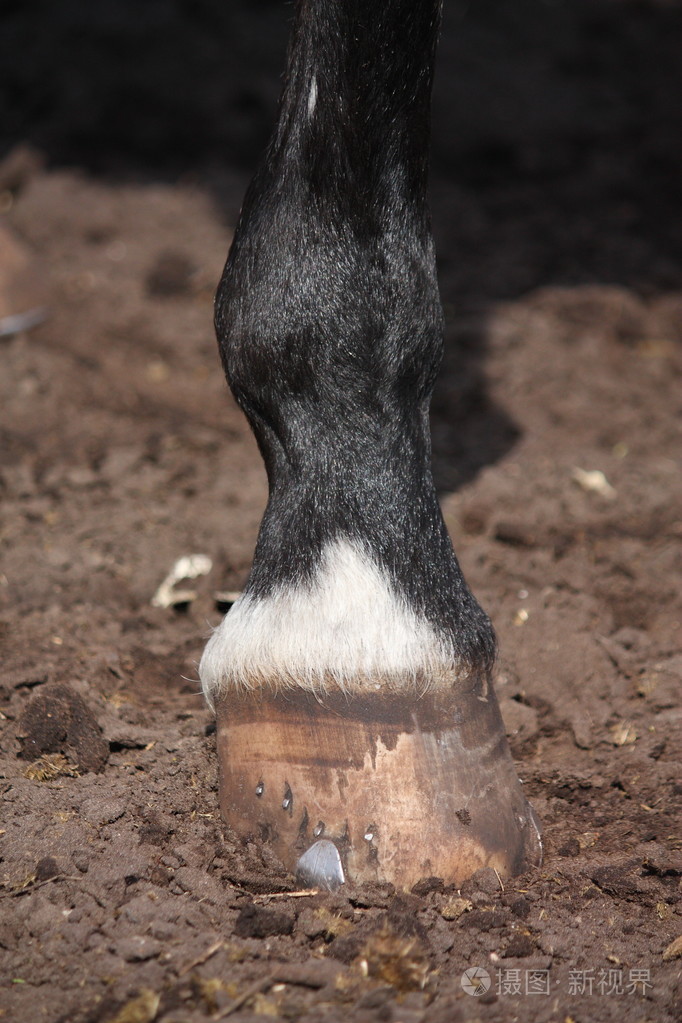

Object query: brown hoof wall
[216,677,542,890]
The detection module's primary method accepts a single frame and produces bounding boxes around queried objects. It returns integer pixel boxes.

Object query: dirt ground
[1,1,681,1021]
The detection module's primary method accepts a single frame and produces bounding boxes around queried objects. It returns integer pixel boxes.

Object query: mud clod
[233,902,295,939]
[17,683,109,773]
[34,856,61,881]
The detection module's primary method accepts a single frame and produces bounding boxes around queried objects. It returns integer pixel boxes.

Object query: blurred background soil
[0,1,681,1021]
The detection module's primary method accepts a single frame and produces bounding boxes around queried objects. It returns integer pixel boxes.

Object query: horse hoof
[215,676,542,890]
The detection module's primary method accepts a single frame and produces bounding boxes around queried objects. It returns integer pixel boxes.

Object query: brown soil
[1,2,681,1022]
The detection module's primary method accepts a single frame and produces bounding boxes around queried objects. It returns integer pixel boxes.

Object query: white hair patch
[200,538,456,708]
